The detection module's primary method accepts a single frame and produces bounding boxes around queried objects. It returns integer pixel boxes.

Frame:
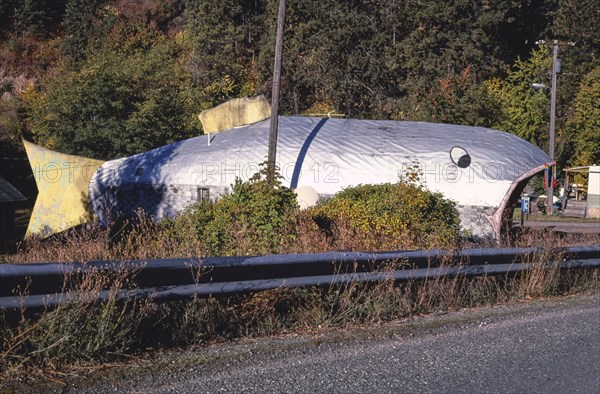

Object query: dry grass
[8,210,599,266]
[1,267,151,376]
[1,218,599,381]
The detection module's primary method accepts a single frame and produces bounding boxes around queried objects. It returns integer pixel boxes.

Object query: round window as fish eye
[450,146,471,168]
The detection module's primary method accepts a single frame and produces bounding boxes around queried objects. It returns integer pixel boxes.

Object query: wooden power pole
[536,39,575,215]
[267,0,286,183]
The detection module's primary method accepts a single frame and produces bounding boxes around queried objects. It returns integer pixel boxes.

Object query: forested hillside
[0,0,598,169]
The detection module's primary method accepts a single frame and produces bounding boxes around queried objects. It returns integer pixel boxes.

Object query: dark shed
[0,175,26,242]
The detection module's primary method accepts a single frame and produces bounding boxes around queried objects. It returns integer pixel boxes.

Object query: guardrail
[1,246,599,312]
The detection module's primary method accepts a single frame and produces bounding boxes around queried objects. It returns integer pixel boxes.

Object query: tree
[255,0,552,120]
[552,0,600,106]
[25,29,200,160]
[407,66,502,127]
[0,97,25,156]
[567,66,600,167]
[489,47,552,148]
[258,0,407,118]
[185,0,266,108]
[62,0,107,61]
[12,0,66,38]
[390,0,539,120]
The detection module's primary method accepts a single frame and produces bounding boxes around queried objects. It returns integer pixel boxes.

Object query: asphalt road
[10,293,600,394]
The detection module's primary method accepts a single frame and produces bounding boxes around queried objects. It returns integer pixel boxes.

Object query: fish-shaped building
[23,97,551,240]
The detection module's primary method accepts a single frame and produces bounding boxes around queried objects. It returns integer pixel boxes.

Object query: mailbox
[521,196,530,214]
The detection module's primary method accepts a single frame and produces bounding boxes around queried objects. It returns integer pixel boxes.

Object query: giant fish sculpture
[24,97,551,239]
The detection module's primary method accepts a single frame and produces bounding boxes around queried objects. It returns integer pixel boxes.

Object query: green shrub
[311,181,461,250]
[164,169,460,256]
[164,169,299,256]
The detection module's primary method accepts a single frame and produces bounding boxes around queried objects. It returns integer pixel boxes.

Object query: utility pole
[536,39,575,215]
[267,0,286,183]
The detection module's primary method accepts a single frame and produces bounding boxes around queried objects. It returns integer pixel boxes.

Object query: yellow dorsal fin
[198,95,272,134]
[23,140,105,238]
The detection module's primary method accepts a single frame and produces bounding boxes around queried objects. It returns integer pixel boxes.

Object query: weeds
[1,247,598,380]
[1,267,150,376]
[1,177,599,380]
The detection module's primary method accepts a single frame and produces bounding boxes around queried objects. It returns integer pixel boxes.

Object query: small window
[450,146,471,168]
[135,167,144,176]
[197,187,210,202]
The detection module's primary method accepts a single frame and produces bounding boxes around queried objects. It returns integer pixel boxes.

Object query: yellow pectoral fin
[23,140,105,238]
